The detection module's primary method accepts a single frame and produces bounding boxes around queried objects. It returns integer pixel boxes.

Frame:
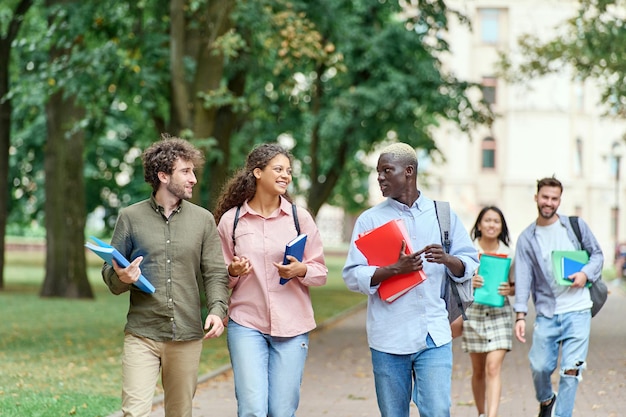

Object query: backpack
[434,200,474,323]
[568,216,608,317]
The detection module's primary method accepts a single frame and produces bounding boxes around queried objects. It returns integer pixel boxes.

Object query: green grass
[0,250,364,417]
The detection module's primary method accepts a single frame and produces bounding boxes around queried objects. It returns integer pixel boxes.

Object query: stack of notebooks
[355,219,426,302]
[551,250,591,287]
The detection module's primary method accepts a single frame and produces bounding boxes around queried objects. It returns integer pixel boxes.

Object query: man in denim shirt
[514,177,603,417]
[343,143,478,417]
[102,135,229,417]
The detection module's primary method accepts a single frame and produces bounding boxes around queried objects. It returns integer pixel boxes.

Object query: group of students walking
[102,135,603,417]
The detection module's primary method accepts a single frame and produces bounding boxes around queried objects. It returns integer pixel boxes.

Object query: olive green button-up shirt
[102,195,229,342]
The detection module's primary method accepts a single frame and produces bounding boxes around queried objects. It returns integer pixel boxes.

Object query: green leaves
[499,0,626,117]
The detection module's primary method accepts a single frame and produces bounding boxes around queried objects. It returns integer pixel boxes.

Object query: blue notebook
[552,250,590,287]
[85,236,155,294]
[562,257,586,281]
[281,234,307,285]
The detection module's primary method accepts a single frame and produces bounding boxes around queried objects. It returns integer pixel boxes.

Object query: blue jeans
[529,310,591,417]
[227,319,309,417]
[370,335,452,417]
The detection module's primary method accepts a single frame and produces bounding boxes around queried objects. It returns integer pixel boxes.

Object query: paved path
[114,282,625,417]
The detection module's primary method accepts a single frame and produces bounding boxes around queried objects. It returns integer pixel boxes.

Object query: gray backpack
[434,201,474,323]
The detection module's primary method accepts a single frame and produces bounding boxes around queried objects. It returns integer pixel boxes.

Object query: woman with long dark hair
[215,143,327,417]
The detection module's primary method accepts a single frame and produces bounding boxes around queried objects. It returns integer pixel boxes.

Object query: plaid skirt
[461,298,513,353]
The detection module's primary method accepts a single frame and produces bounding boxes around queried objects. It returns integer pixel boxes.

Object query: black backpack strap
[292,203,300,235]
[569,216,583,247]
[232,205,241,254]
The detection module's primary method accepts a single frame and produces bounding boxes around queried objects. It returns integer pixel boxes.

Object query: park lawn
[0,250,364,417]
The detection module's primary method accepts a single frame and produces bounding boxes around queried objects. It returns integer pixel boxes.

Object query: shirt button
[167,240,170,244]
[167,259,171,263]
[167,279,171,283]
[170,318,174,321]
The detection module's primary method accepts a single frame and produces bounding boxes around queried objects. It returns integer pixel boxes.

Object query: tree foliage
[3,0,493,295]
[498,0,626,117]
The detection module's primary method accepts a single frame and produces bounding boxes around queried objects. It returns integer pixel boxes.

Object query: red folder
[355,219,426,302]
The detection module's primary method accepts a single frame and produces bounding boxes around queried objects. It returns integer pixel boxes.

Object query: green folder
[551,250,590,287]
[474,254,511,307]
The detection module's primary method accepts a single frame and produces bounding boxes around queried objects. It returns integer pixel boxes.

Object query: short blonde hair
[380,143,418,169]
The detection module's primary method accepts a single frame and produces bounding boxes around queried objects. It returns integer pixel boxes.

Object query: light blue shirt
[343,193,478,354]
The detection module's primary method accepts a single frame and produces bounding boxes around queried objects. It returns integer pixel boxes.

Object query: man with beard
[102,134,229,417]
[343,142,478,417]
[514,176,603,417]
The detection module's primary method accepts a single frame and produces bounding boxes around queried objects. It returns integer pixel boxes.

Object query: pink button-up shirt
[217,196,327,337]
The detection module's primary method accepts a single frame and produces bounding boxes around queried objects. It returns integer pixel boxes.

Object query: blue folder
[280,234,307,285]
[85,236,155,294]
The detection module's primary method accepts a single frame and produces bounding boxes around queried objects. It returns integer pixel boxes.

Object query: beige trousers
[121,333,203,417]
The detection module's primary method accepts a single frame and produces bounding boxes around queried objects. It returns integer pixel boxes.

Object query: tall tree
[498,0,626,117]
[0,0,34,290]
[40,0,92,298]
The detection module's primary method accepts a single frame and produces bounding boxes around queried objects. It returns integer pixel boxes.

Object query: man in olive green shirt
[102,135,229,417]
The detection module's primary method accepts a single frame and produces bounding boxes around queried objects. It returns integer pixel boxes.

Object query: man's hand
[422,244,465,277]
[514,317,526,343]
[112,257,143,285]
[203,314,225,339]
[569,271,588,288]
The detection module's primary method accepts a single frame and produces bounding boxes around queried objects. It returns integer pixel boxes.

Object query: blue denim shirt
[514,215,604,318]
[343,193,478,354]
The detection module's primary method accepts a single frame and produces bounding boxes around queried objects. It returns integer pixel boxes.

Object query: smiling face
[535,185,562,223]
[162,158,197,200]
[254,154,292,196]
[478,209,503,241]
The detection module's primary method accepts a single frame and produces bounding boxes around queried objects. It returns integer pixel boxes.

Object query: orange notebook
[355,219,427,302]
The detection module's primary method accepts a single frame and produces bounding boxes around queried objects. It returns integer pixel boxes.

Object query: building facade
[421,0,626,262]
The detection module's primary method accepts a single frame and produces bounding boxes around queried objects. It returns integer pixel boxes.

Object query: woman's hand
[472,274,484,289]
[228,256,252,277]
[498,281,513,296]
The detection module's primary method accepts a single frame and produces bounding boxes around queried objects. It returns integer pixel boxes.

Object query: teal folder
[551,250,590,287]
[474,254,511,307]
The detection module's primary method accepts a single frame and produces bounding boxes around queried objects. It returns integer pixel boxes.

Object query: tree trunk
[167,0,237,208]
[40,0,92,298]
[0,0,35,290]
[40,90,92,298]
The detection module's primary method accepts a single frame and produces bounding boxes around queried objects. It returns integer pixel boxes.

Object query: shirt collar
[149,193,183,215]
[388,190,423,212]
[240,195,292,218]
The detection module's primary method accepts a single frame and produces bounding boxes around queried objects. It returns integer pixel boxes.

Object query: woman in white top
[462,206,515,417]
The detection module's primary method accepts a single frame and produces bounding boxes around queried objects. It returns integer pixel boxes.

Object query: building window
[482,76,497,105]
[481,137,496,169]
[479,9,500,44]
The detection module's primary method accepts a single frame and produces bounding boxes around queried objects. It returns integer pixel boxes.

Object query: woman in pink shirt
[215,143,327,417]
